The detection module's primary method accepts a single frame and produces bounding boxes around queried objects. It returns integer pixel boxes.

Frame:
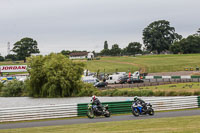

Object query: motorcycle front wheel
[148,108,154,116]
[87,110,94,119]
[104,110,111,117]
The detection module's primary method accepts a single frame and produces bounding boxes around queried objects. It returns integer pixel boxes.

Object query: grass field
[117,82,200,93]
[84,54,200,73]
[1,54,200,73]
[1,115,200,133]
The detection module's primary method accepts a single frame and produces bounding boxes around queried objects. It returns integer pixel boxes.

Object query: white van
[106,74,123,84]
[82,76,99,84]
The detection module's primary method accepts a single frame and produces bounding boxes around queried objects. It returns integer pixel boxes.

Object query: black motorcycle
[87,103,111,119]
[131,102,154,117]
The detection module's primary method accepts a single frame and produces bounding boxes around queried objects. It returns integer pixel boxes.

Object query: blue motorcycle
[131,102,154,117]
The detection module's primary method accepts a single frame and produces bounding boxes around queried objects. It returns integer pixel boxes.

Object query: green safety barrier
[77,101,133,116]
[171,76,181,79]
[198,96,200,108]
[191,76,200,79]
[154,76,162,79]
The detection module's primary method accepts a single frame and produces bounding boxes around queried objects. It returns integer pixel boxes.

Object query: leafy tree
[169,42,182,54]
[0,55,4,61]
[110,44,121,56]
[5,54,19,61]
[1,80,25,97]
[125,42,142,56]
[12,37,40,62]
[143,20,182,54]
[197,28,200,34]
[104,41,108,49]
[100,49,110,56]
[100,41,110,56]
[61,50,70,57]
[27,53,85,97]
[178,35,200,54]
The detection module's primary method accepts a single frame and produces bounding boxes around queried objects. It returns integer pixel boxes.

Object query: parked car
[94,82,108,87]
[119,76,129,84]
[127,77,144,84]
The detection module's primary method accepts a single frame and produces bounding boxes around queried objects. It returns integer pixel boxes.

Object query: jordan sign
[0,65,28,72]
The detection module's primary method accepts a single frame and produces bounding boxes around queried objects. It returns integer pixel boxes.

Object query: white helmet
[92,95,96,101]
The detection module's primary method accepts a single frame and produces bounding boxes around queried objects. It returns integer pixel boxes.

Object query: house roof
[69,52,88,57]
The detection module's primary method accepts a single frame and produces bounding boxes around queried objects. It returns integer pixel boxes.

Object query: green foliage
[5,54,19,61]
[170,42,182,54]
[12,37,40,62]
[61,50,70,57]
[110,44,121,56]
[104,41,108,50]
[1,80,25,97]
[0,55,5,61]
[143,20,182,54]
[77,83,98,96]
[0,82,3,92]
[125,42,142,56]
[27,53,85,97]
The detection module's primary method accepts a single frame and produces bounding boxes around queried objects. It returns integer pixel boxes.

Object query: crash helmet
[92,95,96,101]
[134,96,138,101]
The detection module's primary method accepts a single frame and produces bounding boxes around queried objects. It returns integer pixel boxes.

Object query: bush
[166,91,178,96]
[154,91,166,96]
[194,91,200,96]
[1,80,26,97]
[179,91,192,96]
[77,83,98,96]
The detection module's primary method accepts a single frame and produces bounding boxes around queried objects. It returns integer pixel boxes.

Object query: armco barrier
[78,96,199,116]
[0,96,199,122]
[0,103,77,122]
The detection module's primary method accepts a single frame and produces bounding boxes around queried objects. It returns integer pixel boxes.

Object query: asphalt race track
[0,109,200,129]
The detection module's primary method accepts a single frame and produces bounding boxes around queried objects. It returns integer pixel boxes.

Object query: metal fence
[0,103,77,122]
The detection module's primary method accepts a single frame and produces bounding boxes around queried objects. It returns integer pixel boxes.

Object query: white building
[69,52,94,59]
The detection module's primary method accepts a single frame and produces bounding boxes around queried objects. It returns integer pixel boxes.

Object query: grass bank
[1,115,200,133]
[94,82,200,96]
[83,54,200,73]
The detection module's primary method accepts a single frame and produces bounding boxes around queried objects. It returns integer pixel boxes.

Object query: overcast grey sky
[0,0,200,56]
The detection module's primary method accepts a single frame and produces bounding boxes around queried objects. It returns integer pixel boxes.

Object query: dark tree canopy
[125,42,142,56]
[143,20,181,54]
[110,44,121,56]
[0,55,4,61]
[12,37,40,62]
[104,41,108,50]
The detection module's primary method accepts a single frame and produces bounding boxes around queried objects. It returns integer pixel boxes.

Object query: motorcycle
[87,103,111,119]
[131,102,154,117]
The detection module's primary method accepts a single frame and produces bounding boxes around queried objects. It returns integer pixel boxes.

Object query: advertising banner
[0,65,28,72]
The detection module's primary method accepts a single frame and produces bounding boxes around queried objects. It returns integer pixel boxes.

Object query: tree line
[99,20,200,56]
[0,20,200,62]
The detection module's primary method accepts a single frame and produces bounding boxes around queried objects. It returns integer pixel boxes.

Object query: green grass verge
[1,115,200,133]
[83,54,200,73]
[96,82,200,96]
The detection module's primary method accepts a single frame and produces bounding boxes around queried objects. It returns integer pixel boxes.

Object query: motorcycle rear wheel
[87,110,94,119]
[132,108,140,117]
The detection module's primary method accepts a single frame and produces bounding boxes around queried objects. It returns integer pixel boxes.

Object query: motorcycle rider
[91,95,103,114]
[133,96,147,112]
